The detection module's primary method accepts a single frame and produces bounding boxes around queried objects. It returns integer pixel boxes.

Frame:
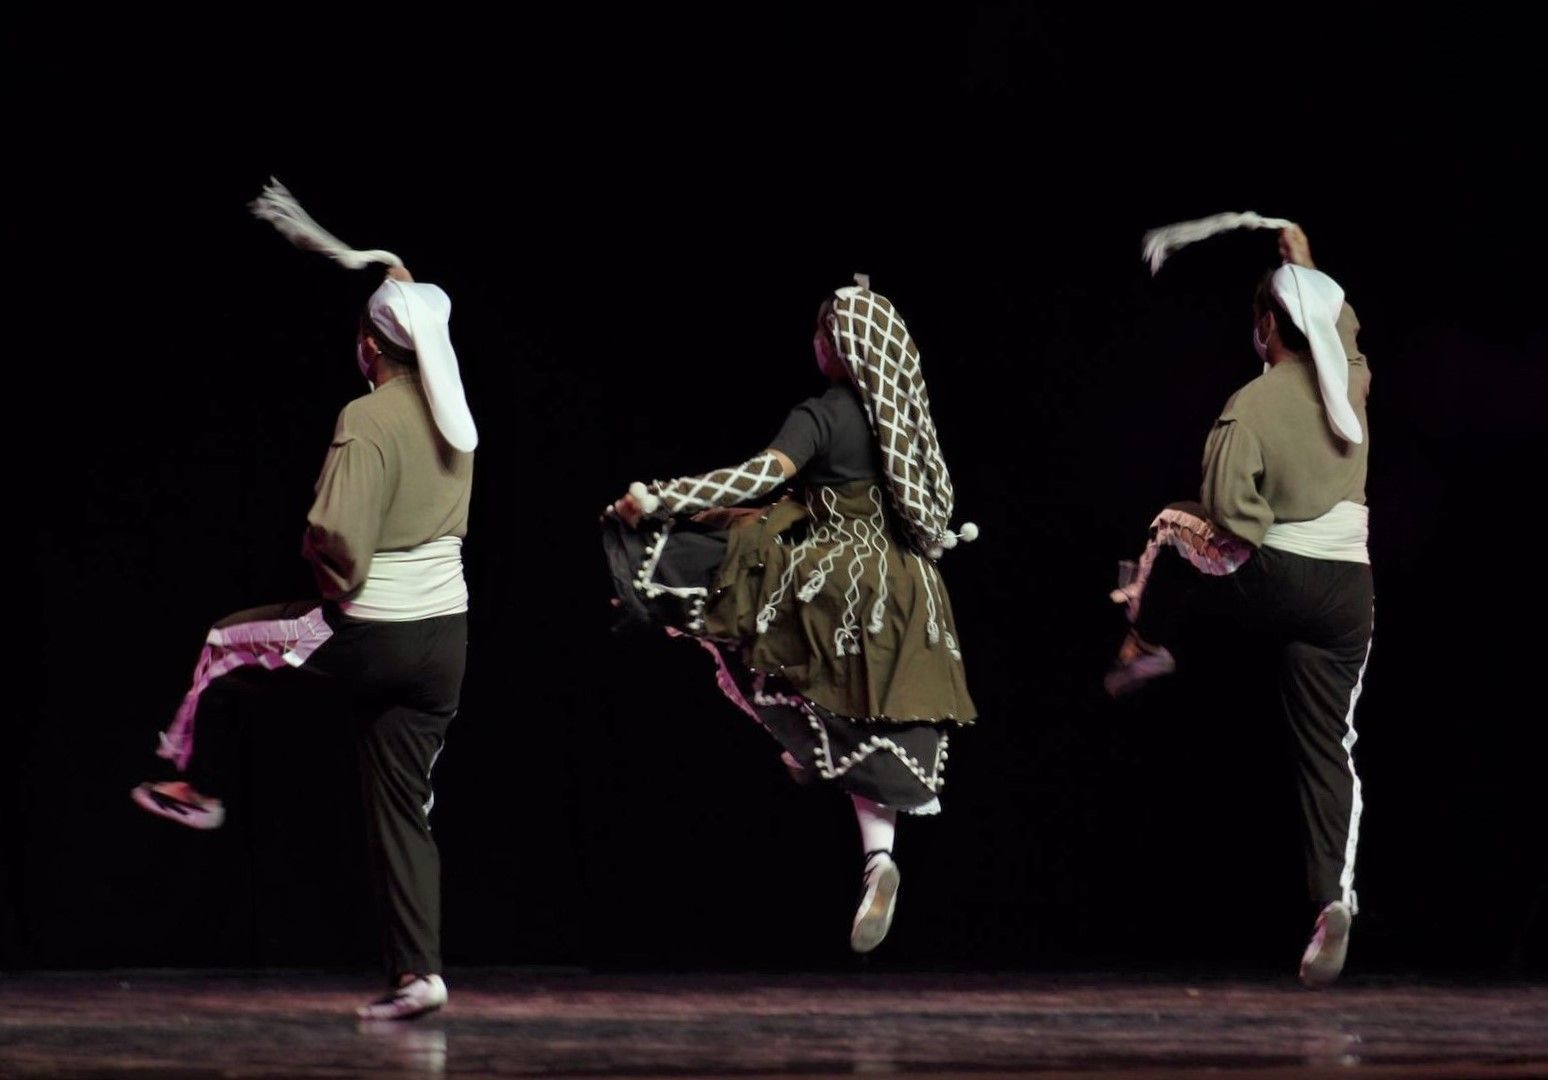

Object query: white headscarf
[1266,264,1363,445]
[365,280,479,453]
[828,280,976,558]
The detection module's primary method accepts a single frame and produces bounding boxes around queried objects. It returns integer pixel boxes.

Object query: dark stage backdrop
[14,9,1546,976]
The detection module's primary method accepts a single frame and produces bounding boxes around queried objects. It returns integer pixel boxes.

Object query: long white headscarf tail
[1271,264,1363,444]
[1142,210,1296,275]
[249,178,404,270]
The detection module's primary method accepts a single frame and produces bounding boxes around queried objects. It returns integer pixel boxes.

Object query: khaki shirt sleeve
[1201,417,1273,547]
[301,411,386,599]
[1338,301,1367,365]
[1338,301,1371,406]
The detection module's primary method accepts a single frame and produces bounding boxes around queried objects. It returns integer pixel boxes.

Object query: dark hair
[359,313,419,367]
[1252,271,1309,353]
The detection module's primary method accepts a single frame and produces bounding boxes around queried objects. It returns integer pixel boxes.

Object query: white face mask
[1253,320,1270,363]
[357,339,374,384]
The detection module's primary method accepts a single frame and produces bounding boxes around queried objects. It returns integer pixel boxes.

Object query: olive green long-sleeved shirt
[1201,304,1371,547]
[302,375,473,599]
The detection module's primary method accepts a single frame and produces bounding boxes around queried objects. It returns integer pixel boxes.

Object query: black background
[14,8,1546,976]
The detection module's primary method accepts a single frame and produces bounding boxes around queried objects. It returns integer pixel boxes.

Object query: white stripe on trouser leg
[1338,630,1373,915]
[422,741,445,822]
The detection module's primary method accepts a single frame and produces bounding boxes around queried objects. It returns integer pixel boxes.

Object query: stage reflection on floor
[1,970,1544,1078]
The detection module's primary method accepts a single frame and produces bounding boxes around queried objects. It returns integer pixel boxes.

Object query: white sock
[851,794,896,857]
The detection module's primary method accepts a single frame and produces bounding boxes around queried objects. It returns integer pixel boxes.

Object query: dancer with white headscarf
[1108,217,1374,988]
[131,181,476,1020]
[601,279,978,953]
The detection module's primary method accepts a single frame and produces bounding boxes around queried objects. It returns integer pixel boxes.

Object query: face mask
[357,339,374,383]
[1253,321,1270,363]
[814,324,846,381]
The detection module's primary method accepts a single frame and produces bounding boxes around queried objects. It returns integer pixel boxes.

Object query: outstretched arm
[611,449,797,527]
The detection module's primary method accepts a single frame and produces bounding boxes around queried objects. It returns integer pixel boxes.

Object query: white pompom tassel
[935,522,980,553]
[628,481,661,515]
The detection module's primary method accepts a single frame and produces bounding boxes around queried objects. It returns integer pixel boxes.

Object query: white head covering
[828,277,977,558]
[365,280,479,453]
[1266,264,1363,445]
[250,179,478,453]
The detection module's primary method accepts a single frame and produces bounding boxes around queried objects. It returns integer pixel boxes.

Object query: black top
[769,382,879,486]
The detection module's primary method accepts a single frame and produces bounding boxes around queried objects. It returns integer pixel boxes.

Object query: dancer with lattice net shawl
[1109,217,1374,989]
[129,182,475,1021]
[601,279,978,953]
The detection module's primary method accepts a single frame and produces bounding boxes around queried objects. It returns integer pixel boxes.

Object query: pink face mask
[814,324,846,381]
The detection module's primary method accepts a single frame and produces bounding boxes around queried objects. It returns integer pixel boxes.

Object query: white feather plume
[249,178,403,269]
[1142,211,1295,275]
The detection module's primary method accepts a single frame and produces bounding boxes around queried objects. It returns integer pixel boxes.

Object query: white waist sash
[1262,501,1369,564]
[341,536,469,621]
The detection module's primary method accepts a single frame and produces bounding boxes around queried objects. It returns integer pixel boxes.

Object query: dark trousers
[1135,505,1374,910]
[176,601,466,978]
